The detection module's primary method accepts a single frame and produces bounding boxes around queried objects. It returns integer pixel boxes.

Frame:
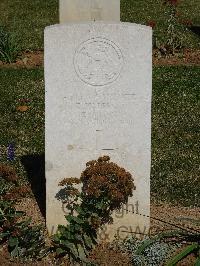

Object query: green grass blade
[135,239,156,255]
[195,257,200,266]
[166,244,199,266]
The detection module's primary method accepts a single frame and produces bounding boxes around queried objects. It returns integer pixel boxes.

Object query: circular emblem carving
[74,37,123,86]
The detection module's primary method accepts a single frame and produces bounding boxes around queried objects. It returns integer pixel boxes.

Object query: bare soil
[0,49,199,69]
[153,48,200,66]
[0,50,44,69]
[151,202,200,235]
[151,203,200,266]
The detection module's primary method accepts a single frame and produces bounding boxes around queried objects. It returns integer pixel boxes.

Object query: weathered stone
[59,0,120,23]
[45,22,152,241]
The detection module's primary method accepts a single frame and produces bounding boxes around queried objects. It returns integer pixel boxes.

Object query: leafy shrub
[0,164,18,183]
[0,200,24,243]
[0,200,47,259]
[0,164,30,201]
[0,164,48,260]
[8,218,47,259]
[0,164,19,199]
[0,25,19,63]
[53,156,135,263]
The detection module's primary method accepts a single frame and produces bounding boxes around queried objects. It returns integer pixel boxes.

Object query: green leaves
[0,165,47,260]
[65,214,84,224]
[135,239,157,255]
[166,244,199,266]
[56,247,65,256]
[73,216,85,224]
[53,201,98,262]
[8,224,46,259]
[0,231,10,240]
[10,245,19,257]
[195,257,200,266]
[74,205,85,215]
[0,26,19,63]
[77,244,88,261]
[17,217,31,227]
[83,234,94,249]
[8,237,19,247]
[60,239,75,250]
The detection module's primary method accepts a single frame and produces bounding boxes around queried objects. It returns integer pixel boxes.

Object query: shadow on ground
[21,154,45,218]
[188,25,200,36]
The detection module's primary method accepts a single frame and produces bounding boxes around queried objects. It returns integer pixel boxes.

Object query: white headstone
[45,22,152,241]
[59,0,120,23]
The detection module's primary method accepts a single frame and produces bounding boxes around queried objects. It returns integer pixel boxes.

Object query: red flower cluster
[80,156,135,210]
[3,186,30,201]
[59,177,81,186]
[147,20,156,29]
[181,19,193,26]
[0,164,18,183]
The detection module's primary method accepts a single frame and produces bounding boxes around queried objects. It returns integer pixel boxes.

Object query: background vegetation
[0,0,199,263]
[0,0,199,50]
[0,66,199,206]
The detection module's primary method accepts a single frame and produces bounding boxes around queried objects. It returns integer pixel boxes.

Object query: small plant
[0,164,30,201]
[0,164,48,260]
[0,164,18,183]
[112,234,180,266]
[0,164,19,198]
[164,231,200,265]
[53,156,135,263]
[0,25,19,63]
[153,0,189,56]
[0,200,24,243]
[115,230,200,266]
[0,200,47,259]
[7,218,47,259]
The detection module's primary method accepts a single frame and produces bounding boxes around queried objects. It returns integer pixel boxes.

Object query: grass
[0,0,199,51]
[0,69,44,179]
[0,0,58,51]
[121,0,200,49]
[0,66,199,206]
[152,66,200,206]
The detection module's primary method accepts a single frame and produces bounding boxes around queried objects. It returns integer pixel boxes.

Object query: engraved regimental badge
[74,37,123,86]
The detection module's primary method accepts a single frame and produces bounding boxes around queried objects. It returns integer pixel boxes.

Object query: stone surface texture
[59,0,120,23]
[45,22,152,240]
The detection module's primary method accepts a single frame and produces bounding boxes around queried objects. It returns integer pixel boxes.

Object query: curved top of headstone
[45,22,152,32]
[44,21,152,89]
